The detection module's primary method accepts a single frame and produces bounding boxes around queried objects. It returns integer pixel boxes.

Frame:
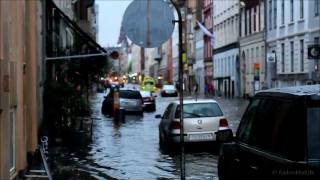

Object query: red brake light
[170,121,181,129]
[219,118,229,129]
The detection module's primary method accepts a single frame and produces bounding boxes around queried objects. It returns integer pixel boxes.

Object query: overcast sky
[96,0,132,47]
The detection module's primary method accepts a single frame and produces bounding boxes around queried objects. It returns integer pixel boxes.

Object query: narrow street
[50,91,248,179]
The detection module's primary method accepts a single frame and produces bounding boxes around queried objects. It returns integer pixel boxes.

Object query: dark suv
[217,85,320,180]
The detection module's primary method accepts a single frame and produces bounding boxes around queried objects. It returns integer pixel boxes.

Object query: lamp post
[170,0,185,179]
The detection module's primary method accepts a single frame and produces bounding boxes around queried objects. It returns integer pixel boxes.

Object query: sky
[96,0,132,47]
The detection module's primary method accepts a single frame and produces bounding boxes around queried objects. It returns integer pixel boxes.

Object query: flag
[197,21,215,47]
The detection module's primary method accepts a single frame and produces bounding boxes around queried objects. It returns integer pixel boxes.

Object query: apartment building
[240,0,266,97]
[266,0,320,87]
[213,0,240,97]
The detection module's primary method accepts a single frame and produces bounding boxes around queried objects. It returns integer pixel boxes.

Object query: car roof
[256,84,320,97]
[173,99,218,105]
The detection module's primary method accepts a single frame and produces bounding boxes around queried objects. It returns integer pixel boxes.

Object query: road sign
[122,0,175,48]
[267,53,276,63]
[308,45,320,59]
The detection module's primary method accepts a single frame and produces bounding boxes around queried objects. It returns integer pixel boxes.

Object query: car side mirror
[215,129,234,142]
[155,114,162,119]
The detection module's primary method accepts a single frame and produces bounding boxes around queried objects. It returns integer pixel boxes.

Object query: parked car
[217,85,320,180]
[102,89,144,116]
[156,99,229,149]
[161,85,178,97]
[140,90,156,111]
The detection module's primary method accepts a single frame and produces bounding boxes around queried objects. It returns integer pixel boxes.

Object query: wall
[0,1,40,179]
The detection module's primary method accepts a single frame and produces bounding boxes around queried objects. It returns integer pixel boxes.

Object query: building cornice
[213,42,239,54]
[266,28,320,43]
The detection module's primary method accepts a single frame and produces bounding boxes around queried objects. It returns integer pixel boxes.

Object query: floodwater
[50,93,248,180]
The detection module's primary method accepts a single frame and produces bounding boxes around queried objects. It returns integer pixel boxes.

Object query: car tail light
[170,121,181,129]
[219,118,229,129]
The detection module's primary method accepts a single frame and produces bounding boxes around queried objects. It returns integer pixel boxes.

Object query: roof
[173,99,218,105]
[256,84,320,96]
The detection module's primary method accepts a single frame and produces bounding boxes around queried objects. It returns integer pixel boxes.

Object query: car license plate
[189,133,213,141]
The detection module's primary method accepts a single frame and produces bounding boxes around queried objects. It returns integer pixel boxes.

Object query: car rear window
[175,103,223,118]
[307,99,320,160]
[163,85,175,90]
[120,90,142,99]
[140,91,151,97]
[144,82,154,85]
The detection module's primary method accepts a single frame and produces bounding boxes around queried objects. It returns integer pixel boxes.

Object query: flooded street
[50,93,248,179]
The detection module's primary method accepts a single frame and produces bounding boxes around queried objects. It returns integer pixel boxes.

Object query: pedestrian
[205,82,208,97]
[193,82,199,94]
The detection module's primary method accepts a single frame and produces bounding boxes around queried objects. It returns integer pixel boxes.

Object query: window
[271,100,306,160]
[175,103,223,118]
[237,99,261,143]
[281,43,285,72]
[281,0,285,24]
[300,0,304,19]
[245,10,248,35]
[269,0,272,30]
[315,0,319,16]
[307,101,320,160]
[273,0,277,28]
[300,40,304,72]
[290,0,294,22]
[247,99,288,152]
[253,7,256,32]
[291,41,294,72]
[120,90,142,99]
[246,99,305,160]
[9,110,16,173]
[315,37,320,45]
[163,103,174,119]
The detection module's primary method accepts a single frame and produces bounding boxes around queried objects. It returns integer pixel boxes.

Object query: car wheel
[151,104,156,111]
[218,155,235,180]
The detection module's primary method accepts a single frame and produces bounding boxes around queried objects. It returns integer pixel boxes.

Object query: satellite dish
[122,0,175,48]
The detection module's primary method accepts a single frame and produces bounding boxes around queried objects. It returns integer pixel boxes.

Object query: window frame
[290,0,294,22]
[300,39,304,72]
[281,43,285,73]
[290,41,294,72]
[300,0,304,19]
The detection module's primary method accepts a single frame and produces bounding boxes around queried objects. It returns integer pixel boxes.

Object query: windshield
[144,82,154,86]
[175,103,223,118]
[307,100,320,160]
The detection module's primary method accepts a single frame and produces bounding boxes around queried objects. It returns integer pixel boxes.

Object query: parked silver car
[119,89,144,115]
[157,99,229,148]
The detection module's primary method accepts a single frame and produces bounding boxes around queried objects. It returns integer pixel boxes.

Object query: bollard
[113,86,120,121]
[119,108,126,123]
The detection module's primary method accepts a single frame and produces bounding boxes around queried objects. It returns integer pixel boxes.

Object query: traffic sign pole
[170,1,185,179]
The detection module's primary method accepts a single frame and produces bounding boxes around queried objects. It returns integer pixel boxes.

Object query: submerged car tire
[151,104,156,111]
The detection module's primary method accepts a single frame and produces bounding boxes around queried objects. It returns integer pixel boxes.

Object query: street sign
[308,45,320,59]
[122,0,175,48]
[267,53,276,63]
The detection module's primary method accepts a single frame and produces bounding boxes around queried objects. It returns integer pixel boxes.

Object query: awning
[46,0,106,60]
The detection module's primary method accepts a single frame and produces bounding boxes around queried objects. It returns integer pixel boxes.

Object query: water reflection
[51,93,219,179]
